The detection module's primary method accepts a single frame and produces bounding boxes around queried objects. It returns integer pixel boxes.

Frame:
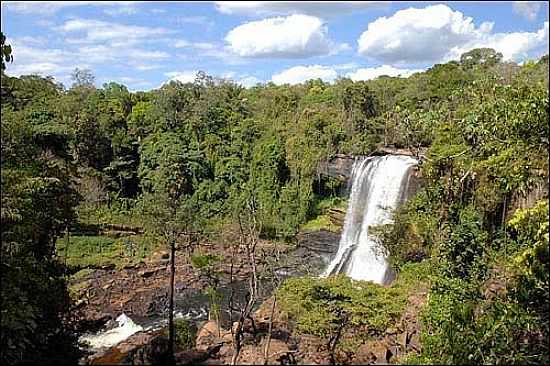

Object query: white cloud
[215,1,387,17]
[346,65,423,81]
[237,76,262,88]
[5,16,173,87]
[163,70,262,88]
[173,42,248,65]
[103,5,137,16]
[164,70,199,84]
[513,1,541,21]
[271,65,338,85]
[58,18,169,43]
[3,1,137,15]
[358,4,550,64]
[334,62,360,70]
[226,14,339,58]
[446,21,549,62]
[5,38,83,84]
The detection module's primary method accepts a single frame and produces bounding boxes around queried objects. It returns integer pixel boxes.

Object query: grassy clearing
[301,215,340,232]
[56,233,161,269]
[300,196,347,232]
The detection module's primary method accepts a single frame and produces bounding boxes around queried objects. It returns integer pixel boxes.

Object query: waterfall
[323,155,418,285]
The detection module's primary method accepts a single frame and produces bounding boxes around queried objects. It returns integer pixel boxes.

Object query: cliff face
[508,182,549,219]
[317,154,356,182]
[318,150,425,200]
[317,147,427,182]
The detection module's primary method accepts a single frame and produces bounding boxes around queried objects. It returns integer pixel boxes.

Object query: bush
[277,262,430,339]
[162,319,196,350]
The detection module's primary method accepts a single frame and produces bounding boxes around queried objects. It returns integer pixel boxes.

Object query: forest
[1,27,549,365]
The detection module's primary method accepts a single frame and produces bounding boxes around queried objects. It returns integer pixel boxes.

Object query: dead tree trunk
[168,235,176,365]
[263,295,277,365]
[231,206,260,365]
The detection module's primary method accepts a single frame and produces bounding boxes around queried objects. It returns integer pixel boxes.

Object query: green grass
[56,233,161,269]
[300,196,347,232]
[70,268,95,281]
[301,214,340,232]
[77,200,147,228]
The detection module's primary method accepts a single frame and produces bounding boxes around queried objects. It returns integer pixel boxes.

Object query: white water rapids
[79,313,143,351]
[323,155,418,285]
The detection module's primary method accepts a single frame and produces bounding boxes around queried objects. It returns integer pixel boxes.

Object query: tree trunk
[168,236,176,365]
[263,296,277,365]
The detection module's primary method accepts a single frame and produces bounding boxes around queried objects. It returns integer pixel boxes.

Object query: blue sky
[1,1,548,90]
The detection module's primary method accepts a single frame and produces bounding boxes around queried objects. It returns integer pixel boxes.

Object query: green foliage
[300,196,346,232]
[1,44,548,364]
[277,275,404,338]
[1,31,13,70]
[438,205,488,280]
[162,319,197,350]
[508,200,549,318]
[417,269,548,365]
[277,262,430,339]
[300,215,339,232]
[55,235,157,268]
[460,48,503,69]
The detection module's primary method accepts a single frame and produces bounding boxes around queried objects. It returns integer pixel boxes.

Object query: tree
[1,31,13,71]
[70,68,95,90]
[460,48,503,69]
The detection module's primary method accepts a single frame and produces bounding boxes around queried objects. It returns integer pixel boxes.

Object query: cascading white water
[323,155,417,285]
[80,313,143,351]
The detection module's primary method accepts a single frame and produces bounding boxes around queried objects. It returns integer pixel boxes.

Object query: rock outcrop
[318,147,426,183]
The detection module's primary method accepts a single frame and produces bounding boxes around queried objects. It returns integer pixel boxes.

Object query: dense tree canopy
[1,48,548,364]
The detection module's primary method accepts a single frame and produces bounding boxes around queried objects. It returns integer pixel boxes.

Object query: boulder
[262,339,291,364]
[196,320,225,351]
[88,330,169,365]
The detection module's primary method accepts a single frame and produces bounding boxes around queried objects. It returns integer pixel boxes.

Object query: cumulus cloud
[513,1,542,21]
[271,65,338,85]
[446,21,549,62]
[358,4,550,64]
[358,5,488,64]
[334,62,360,70]
[214,1,387,17]
[346,65,423,81]
[225,14,338,58]
[237,75,263,88]
[164,70,199,84]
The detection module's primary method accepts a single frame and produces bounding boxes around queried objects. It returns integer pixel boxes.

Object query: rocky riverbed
[72,229,341,364]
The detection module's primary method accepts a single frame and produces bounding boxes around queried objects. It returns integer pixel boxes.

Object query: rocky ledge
[317,146,427,183]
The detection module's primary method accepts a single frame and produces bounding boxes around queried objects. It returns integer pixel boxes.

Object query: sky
[1,1,549,91]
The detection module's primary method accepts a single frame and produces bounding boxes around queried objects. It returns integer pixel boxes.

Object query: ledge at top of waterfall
[322,155,418,285]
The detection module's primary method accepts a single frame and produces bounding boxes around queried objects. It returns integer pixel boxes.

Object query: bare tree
[230,198,261,365]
